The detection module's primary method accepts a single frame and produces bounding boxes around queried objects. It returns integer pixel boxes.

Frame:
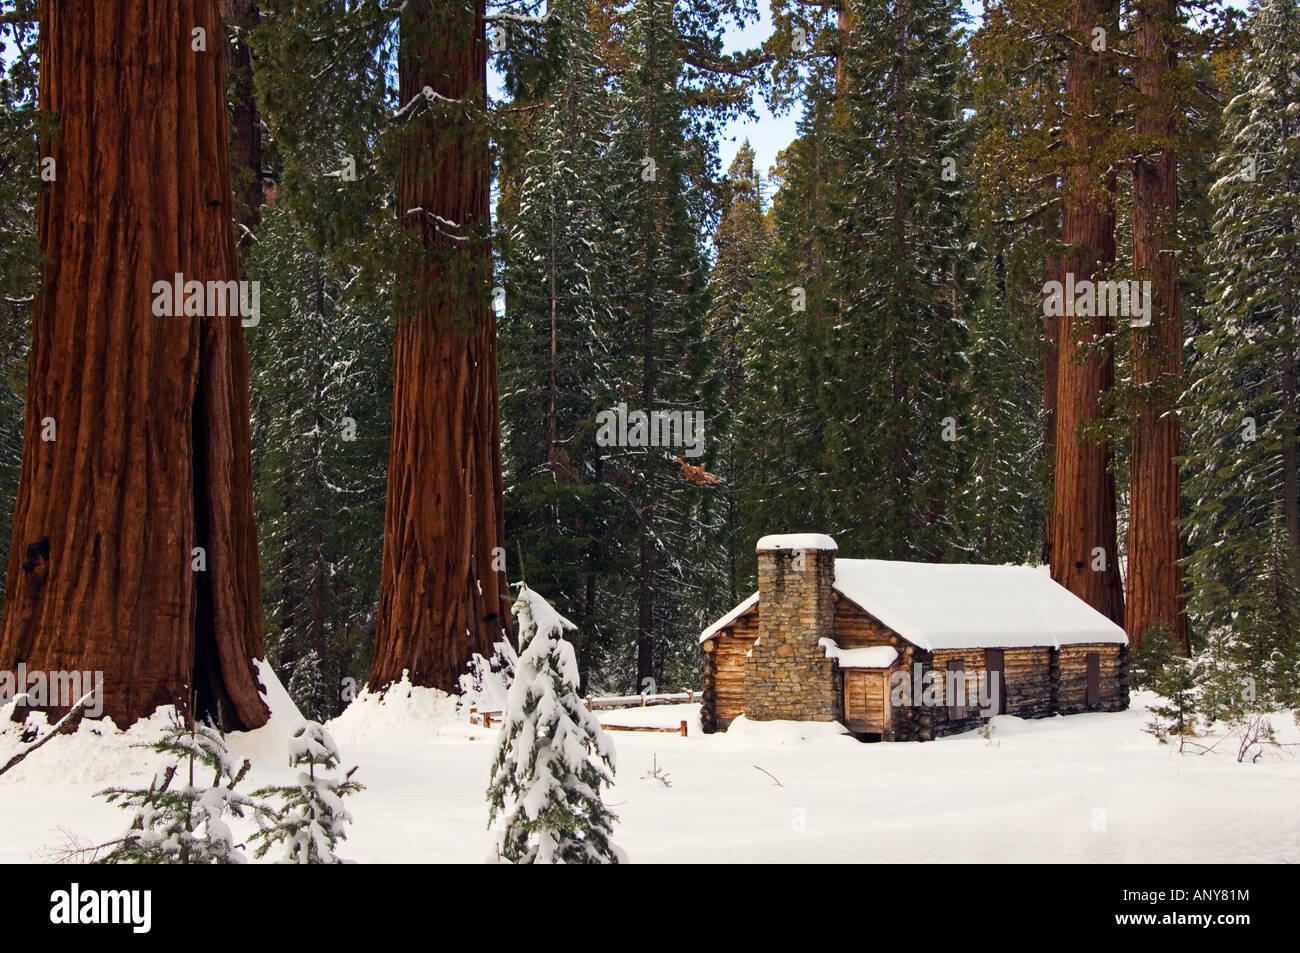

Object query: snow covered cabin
[699,534,1129,740]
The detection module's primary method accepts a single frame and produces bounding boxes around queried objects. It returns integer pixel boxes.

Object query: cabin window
[985,649,1007,715]
[946,659,967,719]
[1086,652,1100,707]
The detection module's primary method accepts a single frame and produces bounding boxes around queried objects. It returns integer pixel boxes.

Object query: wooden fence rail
[586,691,700,710]
[469,691,699,729]
[469,708,690,737]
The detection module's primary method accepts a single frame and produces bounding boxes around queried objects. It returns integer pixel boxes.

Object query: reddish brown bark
[1051,0,1125,626]
[368,0,508,693]
[834,3,856,106]
[1,0,269,729]
[1127,0,1188,653]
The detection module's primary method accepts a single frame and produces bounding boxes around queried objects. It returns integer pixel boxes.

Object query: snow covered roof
[699,558,1128,650]
[832,559,1127,651]
[699,591,758,643]
[818,639,897,669]
[756,533,838,552]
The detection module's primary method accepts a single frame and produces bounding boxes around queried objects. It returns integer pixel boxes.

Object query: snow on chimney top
[755,533,838,552]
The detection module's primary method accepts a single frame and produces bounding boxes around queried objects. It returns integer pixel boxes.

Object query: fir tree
[967,0,1071,564]
[734,66,841,577]
[245,2,397,716]
[246,206,391,721]
[498,0,617,689]
[251,721,363,864]
[1182,0,1300,705]
[818,0,970,560]
[598,0,718,692]
[1143,636,1199,745]
[957,251,1045,563]
[706,142,769,604]
[97,715,263,864]
[487,584,622,864]
[0,2,39,624]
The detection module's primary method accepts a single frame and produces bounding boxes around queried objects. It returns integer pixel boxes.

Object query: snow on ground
[2,685,1298,864]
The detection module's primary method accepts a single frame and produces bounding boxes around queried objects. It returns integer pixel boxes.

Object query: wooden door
[1086,652,1100,707]
[844,671,889,734]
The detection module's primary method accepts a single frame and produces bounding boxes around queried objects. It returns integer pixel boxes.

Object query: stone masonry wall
[745,546,841,721]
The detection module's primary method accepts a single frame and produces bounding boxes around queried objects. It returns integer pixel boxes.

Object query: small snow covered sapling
[1142,627,1200,748]
[486,584,624,864]
[641,753,671,787]
[97,713,263,864]
[250,721,362,864]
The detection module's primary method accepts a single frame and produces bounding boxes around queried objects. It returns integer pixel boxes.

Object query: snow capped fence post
[486,584,624,864]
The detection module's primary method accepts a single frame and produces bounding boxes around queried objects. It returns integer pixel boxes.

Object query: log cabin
[699,534,1129,740]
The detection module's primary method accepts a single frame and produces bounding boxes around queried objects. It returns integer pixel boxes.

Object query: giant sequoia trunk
[368,0,508,692]
[1126,0,1189,653]
[1,0,269,729]
[1051,0,1125,626]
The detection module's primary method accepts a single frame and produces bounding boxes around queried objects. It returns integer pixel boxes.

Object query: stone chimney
[745,533,840,722]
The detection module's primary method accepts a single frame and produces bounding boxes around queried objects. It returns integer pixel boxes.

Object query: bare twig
[753,765,783,787]
[227,758,252,790]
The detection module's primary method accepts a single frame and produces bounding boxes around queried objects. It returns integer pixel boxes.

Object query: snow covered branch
[393,85,461,122]
[0,691,96,777]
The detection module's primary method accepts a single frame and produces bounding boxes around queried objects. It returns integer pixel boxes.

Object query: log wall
[700,612,758,732]
[832,595,897,647]
[1055,643,1129,714]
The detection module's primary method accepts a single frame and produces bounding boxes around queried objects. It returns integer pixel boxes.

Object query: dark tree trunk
[222,0,261,239]
[1041,174,1061,565]
[1051,0,1125,626]
[369,0,508,693]
[1127,0,1188,652]
[1283,275,1299,549]
[1,0,269,729]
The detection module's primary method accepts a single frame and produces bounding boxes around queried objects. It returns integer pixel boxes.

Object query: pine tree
[245,206,391,721]
[487,584,622,864]
[1141,633,1199,744]
[706,142,768,604]
[968,0,1071,563]
[250,721,363,864]
[734,63,840,575]
[0,1,39,624]
[1183,0,1300,705]
[599,0,717,692]
[97,715,263,864]
[957,252,1045,563]
[818,0,970,561]
[497,0,617,688]
[247,1,400,717]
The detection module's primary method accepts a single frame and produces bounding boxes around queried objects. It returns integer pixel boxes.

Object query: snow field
[2,675,1297,864]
